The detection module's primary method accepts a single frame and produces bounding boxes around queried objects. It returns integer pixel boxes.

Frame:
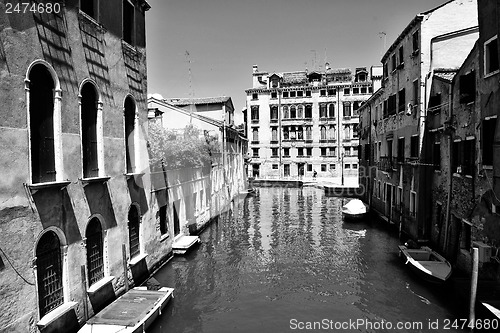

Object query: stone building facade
[0,1,168,332]
[245,64,381,181]
[358,0,478,242]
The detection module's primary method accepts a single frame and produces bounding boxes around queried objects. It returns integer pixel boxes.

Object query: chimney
[325,62,330,71]
[253,64,258,73]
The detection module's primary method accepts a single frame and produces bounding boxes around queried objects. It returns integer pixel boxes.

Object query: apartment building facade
[0,1,168,332]
[358,0,478,242]
[245,64,381,180]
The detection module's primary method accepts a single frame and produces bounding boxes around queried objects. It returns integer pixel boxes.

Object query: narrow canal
[150,186,466,333]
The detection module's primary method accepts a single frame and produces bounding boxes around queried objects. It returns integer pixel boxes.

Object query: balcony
[378,156,398,172]
[251,140,260,145]
[270,140,279,144]
[251,119,259,124]
[270,119,278,123]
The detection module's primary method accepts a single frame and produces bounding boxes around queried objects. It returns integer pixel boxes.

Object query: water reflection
[150,187,464,333]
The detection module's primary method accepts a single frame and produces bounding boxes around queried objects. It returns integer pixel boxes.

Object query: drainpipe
[443,78,453,254]
[278,88,282,179]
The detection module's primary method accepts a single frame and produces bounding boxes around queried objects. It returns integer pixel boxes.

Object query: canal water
[150,186,466,333]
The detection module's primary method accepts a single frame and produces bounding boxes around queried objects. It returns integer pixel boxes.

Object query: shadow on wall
[32,187,82,245]
[127,177,148,218]
[83,182,118,229]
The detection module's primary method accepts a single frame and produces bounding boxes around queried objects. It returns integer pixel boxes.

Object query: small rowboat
[78,286,174,333]
[342,199,368,221]
[398,245,452,284]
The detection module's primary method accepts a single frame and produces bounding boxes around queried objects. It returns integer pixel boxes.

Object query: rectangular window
[343,103,351,117]
[271,92,277,99]
[272,164,278,169]
[344,88,350,95]
[297,90,304,97]
[398,46,404,65]
[306,148,312,156]
[330,164,336,169]
[459,71,476,104]
[483,118,497,165]
[463,138,475,176]
[283,148,290,157]
[387,139,393,160]
[320,147,327,156]
[353,88,359,94]
[410,135,419,158]
[361,87,367,94]
[460,220,472,250]
[329,147,336,157]
[252,93,258,100]
[123,0,135,45]
[290,91,296,98]
[252,128,258,141]
[321,164,327,171]
[345,164,351,169]
[328,89,335,96]
[252,148,259,157]
[271,148,278,157]
[284,164,290,176]
[391,54,396,72]
[320,104,327,118]
[251,106,259,120]
[429,93,442,113]
[433,142,441,170]
[81,0,98,19]
[306,90,311,97]
[397,137,405,163]
[452,140,461,173]
[412,31,419,53]
[352,164,358,169]
[413,80,419,106]
[410,191,417,217]
[320,90,326,96]
[271,128,278,141]
[485,36,499,76]
[398,88,405,113]
[388,94,397,115]
[297,147,304,156]
[307,164,312,172]
[283,91,289,98]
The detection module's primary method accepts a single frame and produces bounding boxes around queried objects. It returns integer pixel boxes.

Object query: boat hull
[342,211,367,222]
[78,287,174,333]
[398,245,452,284]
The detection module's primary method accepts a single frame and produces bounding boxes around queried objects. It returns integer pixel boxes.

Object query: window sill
[80,176,111,186]
[27,180,72,194]
[484,70,499,79]
[128,253,148,267]
[160,233,170,242]
[87,276,115,294]
[37,302,78,328]
[125,172,145,180]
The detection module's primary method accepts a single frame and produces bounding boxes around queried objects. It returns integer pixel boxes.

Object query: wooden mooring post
[469,247,479,331]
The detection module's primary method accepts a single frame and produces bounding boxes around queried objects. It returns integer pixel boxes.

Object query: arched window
[124,96,136,174]
[320,126,327,140]
[270,105,278,120]
[328,104,335,118]
[329,125,336,140]
[86,218,104,286]
[81,82,99,178]
[319,104,327,118]
[283,106,289,119]
[297,105,303,118]
[36,231,63,317]
[305,105,312,118]
[297,126,303,140]
[306,126,312,140]
[29,64,56,184]
[290,106,296,119]
[128,205,140,259]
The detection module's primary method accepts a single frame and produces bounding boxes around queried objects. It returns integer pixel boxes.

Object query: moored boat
[398,245,452,283]
[342,199,368,221]
[78,286,174,333]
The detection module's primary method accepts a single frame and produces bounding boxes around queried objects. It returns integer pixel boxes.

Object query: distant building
[147,96,248,225]
[166,96,236,127]
[358,0,478,243]
[245,64,381,180]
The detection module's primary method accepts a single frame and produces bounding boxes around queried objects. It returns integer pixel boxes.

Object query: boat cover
[342,199,367,215]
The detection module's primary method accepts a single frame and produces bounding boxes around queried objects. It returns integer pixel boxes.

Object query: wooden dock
[78,287,174,333]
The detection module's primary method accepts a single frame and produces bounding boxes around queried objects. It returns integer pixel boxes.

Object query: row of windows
[251,86,373,100]
[28,61,138,184]
[251,163,358,177]
[252,146,358,158]
[36,204,141,317]
[383,30,419,78]
[80,0,141,46]
[251,102,362,121]
[251,124,359,142]
[373,180,417,217]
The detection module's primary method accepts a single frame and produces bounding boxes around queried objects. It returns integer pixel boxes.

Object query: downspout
[368,102,372,210]
[278,88,282,179]
[443,78,453,254]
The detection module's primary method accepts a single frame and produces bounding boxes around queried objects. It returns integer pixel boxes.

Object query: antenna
[185,50,194,121]
[378,32,387,57]
[310,49,316,71]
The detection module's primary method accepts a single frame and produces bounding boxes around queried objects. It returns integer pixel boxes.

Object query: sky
[145,0,447,124]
